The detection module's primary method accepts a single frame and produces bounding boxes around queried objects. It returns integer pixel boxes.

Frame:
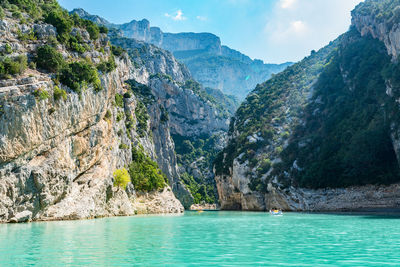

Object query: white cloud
[280,0,297,9]
[165,10,186,21]
[291,20,306,33]
[259,0,364,62]
[196,16,207,21]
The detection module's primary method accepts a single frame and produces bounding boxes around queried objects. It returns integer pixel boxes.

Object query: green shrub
[116,112,124,122]
[36,45,65,72]
[0,7,4,20]
[257,158,272,174]
[28,61,36,69]
[104,109,111,119]
[33,88,50,100]
[160,105,169,123]
[99,25,108,34]
[119,143,129,149]
[115,93,124,108]
[97,55,115,73]
[59,61,102,93]
[47,36,59,47]
[16,29,36,41]
[69,39,86,53]
[113,168,131,190]
[135,101,149,137]
[7,0,44,20]
[111,45,124,57]
[123,92,132,98]
[0,55,27,77]
[45,10,73,43]
[128,146,166,192]
[12,10,22,19]
[53,85,67,101]
[83,20,99,40]
[4,44,12,55]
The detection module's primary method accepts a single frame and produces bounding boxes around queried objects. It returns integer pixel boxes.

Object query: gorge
[0,0,400,225]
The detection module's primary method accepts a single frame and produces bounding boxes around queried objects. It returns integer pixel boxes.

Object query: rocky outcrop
[132,187,184,214]
[352,4,400,60]
[218,177,400,211]
[190,203,218,210]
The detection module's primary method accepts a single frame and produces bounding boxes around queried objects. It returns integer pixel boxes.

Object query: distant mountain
[71,8,291,100]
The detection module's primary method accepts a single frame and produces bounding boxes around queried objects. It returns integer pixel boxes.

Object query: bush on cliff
[128,146,166,192]
[59,61,102,93]
[0,55,27,78]
[36,45,65,73]
[113,168,131,190]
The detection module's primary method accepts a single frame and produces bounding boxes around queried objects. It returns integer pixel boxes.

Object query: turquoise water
[1,211,400,266]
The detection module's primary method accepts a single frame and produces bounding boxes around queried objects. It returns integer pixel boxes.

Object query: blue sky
[59,0,363,63]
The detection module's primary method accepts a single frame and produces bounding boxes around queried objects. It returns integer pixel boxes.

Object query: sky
[59,0,364,63]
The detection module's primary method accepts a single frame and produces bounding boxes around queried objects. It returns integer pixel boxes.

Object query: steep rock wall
[0,15,184,223]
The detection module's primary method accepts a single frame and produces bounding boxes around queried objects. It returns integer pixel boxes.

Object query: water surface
[1,211,399,266]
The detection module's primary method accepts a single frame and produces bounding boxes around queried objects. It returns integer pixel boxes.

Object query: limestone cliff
[0,5,185,223]
[215,0,400,211]
[110,35,232,205]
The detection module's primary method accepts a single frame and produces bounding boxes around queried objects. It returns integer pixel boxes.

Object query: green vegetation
[53,85,67,101]
[113,168,131,190]
[33,87,50,100]
[124,80,152,137]
[36,45,65,72]
[214,38,338,177]
[119,143,129,150]
[135,101,149,137]
[17,28,36,42]
[44,9,73,43]
[279,29,400,188]
[104,109,111,120]
[217,25,400,192]
[99,25,108,34]
[128,146,166,192]
[83,20,99,40]
[160,105,169,123]
[4,44,12,55]
[59,61,102,93]
[0,55,27,78]
[125,79,155,105]
[354,0,400,25]
[149,73,173,82]
[172,133,220,204]
[116,112,124,122]
[111,45,124,57]
[0,7,4,19]
[114,93,124,108]
[97,55,116,73]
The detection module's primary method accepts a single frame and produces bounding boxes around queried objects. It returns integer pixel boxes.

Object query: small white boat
[270,209,283,216]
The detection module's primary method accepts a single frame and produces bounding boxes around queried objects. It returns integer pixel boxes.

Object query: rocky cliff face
[0,6,187,222]
[215,0,400,211]
[110,35,232,205]
[70,8,290,101]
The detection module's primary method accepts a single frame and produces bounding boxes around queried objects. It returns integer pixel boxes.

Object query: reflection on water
[1,211,400,266]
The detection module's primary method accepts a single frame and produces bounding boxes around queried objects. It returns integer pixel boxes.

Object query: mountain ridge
[70,8,291,100]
